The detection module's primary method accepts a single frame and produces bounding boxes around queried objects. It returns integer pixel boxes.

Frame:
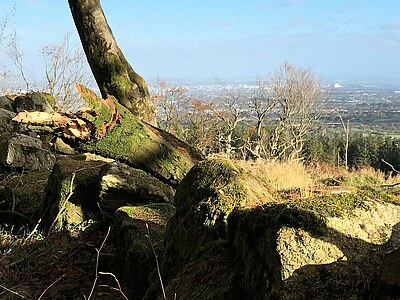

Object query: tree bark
[68,0,155,123]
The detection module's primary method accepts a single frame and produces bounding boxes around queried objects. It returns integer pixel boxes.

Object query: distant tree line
[152,64,400,174]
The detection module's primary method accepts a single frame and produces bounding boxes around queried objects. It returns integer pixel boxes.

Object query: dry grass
[236,159,315,197]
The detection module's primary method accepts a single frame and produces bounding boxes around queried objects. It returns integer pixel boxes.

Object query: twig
[23,217,42,245]
[381,182,400,187]
[0,284,29,299]
[146,223,167,300]
[37,274,66,300]
[0,284,23,297]
[87,226,111,300]
[98,272,128,300]
[381,159,400,187]
[381,159,400,174]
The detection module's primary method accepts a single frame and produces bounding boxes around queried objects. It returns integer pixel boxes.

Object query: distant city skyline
[0,0,399,85]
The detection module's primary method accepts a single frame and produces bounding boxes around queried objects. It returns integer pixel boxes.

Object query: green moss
[175,158,247,226]
[341,172,400,205]
[79,85,114,132]
[42,93,57,108]
[38,156,106,233]
[117,203,175,227]
[80,91,195,182]
[296,192,367,218]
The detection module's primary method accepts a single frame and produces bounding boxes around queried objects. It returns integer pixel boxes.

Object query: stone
[0,133,55,171]
[0,168,51,220]
[98,162,175,219]
[381,247,400,286]
[0,95,15,112]
[228,198,400,299]
[53,137,76,155]
[149,158,273,300]
[14,92,54,113]
[35,155,107,233]
[0,108,17,135]
[113,204,175,299]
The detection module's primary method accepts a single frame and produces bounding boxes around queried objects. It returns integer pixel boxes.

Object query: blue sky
[1,0,400,84]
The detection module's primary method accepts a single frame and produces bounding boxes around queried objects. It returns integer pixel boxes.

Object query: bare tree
[213,90,247,159]
[6,31,31,91]
[151,79,190,137]
[68,0,155,122]
[247,77,278,158]
[42,34,95,111]
[186,99,219,156]
[269,62,323,161]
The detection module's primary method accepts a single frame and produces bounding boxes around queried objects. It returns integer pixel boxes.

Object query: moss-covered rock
[99,162,175,222]
[36,155,107,234]
[113,203,175,299]
[151,158,274,299]
[0,168,51,222]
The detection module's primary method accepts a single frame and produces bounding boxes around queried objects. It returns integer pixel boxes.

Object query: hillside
[1,92,400,299]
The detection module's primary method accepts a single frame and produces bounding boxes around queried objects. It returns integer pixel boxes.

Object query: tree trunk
[68,0,155,123]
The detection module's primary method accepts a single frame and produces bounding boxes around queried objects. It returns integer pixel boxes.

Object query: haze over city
[0,0,399,85]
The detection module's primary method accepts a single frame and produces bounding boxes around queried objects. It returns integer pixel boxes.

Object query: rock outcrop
[150,159,400,300]
[146,158,274,299]
[99,162,175,217]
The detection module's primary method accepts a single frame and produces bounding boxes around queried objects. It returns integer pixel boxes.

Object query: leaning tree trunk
[68,0,155,123]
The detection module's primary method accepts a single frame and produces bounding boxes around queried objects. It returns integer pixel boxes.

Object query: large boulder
[14,92,55,113]
[150,158,400,299]
[113,203,175,299]
[148,158,273,299]
[0,133,55,171]
[228,195,400,299]
[98,162,175,221]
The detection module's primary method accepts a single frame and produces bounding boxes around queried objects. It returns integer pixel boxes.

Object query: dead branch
[381,159,400,174]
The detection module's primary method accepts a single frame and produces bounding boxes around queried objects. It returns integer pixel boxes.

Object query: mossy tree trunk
[68,0,155,123]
